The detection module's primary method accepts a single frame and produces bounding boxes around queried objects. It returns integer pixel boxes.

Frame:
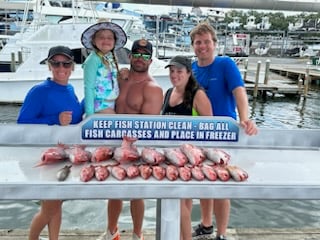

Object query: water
[0,83,319,231]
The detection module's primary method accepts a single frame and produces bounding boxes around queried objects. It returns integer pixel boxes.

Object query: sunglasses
[131,53,151,61]
[49,60,73,68]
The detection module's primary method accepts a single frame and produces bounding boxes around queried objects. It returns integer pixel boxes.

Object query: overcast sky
[121,2,315,16]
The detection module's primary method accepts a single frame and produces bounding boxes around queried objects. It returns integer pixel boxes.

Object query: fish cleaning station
[0,114,319,239]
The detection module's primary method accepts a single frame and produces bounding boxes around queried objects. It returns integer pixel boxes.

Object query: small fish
[95,165,110,181]
[165,165,179,181]
[139,164,153,180]
[202,148,231,165]
[110,165,127,180]
[180,143,206,166]
[66,145,91,164]
[126,165,140,179]
[201,164,217,181]
[213,165,230,181]
[152,165,166,180]
[91,146,114,162]
[56,165,72,181]
[35,143,69,167]
[141,147,165,165]
[226,165,249,182]
[163,148,188,167]
[178,165,192,181]
[80,165,95,182]
[191,166,205,181]
[113,136,140,163]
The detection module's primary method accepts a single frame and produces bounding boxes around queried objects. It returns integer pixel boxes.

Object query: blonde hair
[190,21,218,44]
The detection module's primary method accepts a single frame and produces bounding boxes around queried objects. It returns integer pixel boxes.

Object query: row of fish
[38,136,230,167]
[78,163,248,182]
[40,136,248,182]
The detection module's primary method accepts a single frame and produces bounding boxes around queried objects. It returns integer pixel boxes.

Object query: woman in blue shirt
[17,45,83,240]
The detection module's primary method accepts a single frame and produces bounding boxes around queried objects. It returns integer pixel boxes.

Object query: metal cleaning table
[0,115,319,240]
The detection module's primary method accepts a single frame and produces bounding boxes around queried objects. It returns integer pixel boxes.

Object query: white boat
[255,42,272,56]
[0,0,147,62]
[256,16,271,30]
[0,1,168,104]
[0,22,168,104]
[244,15,257,31]
[218,33,250,58]
[228,17,242,30]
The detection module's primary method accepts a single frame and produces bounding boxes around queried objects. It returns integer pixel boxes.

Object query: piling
[253,61,261,98]
[264,59,270,84]
[304,63,310,96]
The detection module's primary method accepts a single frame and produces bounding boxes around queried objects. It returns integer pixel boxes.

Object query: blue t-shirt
[192,56,244,120]
[17,78,83,125]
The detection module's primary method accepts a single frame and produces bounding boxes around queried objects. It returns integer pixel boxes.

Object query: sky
[120,2,315,16]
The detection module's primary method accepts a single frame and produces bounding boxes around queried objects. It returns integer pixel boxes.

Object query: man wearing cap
[17,46,83,240]
[98,39,163,240]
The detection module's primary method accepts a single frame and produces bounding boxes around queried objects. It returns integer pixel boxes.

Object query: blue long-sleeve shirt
[17,78,83,125]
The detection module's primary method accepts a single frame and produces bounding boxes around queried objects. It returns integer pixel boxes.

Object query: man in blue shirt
[190,22,258,240]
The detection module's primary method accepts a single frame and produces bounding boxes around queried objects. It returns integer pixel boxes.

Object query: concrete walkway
[1,228,320,240]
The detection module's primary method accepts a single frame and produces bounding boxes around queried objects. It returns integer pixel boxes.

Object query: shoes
[96,228,120,240]
[132,232,144,240]
[213,236,227,240]
[192,223,214,240]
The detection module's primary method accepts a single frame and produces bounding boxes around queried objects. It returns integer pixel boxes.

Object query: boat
[227,16,242,30]
[217,33,250,59]
[244,15,257,30]
[256,16,271,30]
[288,18,304,31]
[0,21,169,104]
[0,0,147,68]
[255,42,272,56]
[0,1,168,104]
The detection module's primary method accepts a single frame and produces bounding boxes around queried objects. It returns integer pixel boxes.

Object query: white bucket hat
[81,21,127,50]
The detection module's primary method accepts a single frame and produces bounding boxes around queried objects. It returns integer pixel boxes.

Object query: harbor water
[0,71,320,231]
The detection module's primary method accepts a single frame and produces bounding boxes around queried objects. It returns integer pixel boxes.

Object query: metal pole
[155,15,160,58]
[155,199,161,240]
[10,52,16,72]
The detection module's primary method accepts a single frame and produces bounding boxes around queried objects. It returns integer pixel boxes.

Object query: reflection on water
[2,199,320,230]
[0,85,319,230]
[249,88,320,129]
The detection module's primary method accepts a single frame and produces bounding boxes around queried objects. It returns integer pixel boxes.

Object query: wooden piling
[253,61,261,98]
[304,63,310,96]
[264,59,270,84]
[298,79,303,92]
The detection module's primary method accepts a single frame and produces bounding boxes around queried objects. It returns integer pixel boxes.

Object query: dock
[2,228,320,240]
[241,57,320,97]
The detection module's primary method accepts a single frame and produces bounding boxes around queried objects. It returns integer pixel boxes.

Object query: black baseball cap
[131,39,153,56]
[47,46,74,60]
[165,55,192,71]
